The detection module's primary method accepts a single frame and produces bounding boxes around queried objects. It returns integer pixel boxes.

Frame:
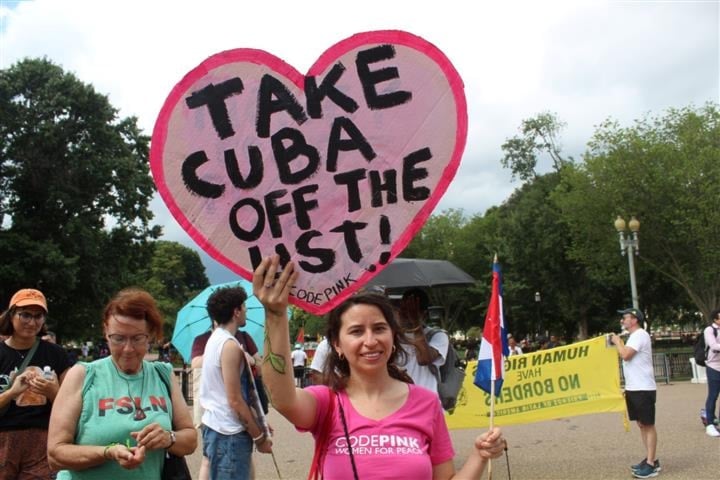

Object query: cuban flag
[474,257,509,396]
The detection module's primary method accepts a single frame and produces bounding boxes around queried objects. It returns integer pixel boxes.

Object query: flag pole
[490,380,495,428]
[487,254,497,479]
[488,254,499,480]
[474,254,506,480]
[271,451,282,479]
[489,257,498,436]
[488,379,496,479]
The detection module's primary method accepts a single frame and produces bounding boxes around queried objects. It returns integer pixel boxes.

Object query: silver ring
[264,283,273,288]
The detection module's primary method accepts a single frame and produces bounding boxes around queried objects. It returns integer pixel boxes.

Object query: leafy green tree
[0,58,160,339]
[139,241,210,339]
[555,103,720,320]
[500,112,572,181]
[403,208,469,260]
[465,326,481,341]
[400,209,480,333]
[289,307,325,343]
[460,175,618,341]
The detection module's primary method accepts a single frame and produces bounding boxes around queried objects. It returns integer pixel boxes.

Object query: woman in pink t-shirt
[256,256,504,479]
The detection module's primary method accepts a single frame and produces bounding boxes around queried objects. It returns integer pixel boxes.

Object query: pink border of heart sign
[150,30,467,314]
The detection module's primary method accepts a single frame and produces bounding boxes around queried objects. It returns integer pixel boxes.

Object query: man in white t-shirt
[397,288,449,399]
[309,338,330,385]
[291,344,307,387]
[611,307,659,479]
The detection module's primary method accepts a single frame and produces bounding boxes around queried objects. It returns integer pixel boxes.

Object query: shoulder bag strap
[153,362,176,422]
[336,391,359,480]
[5,338,41,380]
[424,329,442,382]
[18,338,41,372]
[156,363,172,396]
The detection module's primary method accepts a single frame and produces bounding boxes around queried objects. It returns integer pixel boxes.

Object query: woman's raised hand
[253,256,298,316]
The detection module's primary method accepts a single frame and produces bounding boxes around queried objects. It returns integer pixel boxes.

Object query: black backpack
[694,325,718,367]
[426,328,465,412]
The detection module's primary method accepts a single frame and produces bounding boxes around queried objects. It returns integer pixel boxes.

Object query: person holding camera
[611,307,659,479]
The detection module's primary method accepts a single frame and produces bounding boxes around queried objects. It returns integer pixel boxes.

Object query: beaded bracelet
[103,443,118,460]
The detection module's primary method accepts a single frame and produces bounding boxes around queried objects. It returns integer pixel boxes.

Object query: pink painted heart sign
[150,30,467,314]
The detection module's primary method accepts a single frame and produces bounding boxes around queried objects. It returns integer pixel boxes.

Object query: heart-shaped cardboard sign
[151,30,467,314]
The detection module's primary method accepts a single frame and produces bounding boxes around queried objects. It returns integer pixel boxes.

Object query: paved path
[186,381,717,479]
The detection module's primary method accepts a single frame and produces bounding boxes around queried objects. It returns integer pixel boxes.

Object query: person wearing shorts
[625,390,656,425]
[290,344,307,387]
[200,286,272,480]
[611,307,659,479]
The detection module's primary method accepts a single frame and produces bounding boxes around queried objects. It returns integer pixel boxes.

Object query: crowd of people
[1,271,718,479]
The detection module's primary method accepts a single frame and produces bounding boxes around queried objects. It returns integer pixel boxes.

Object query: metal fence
[619,351,693,385]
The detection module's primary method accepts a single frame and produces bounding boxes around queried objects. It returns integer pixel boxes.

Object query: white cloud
[2,0,718,282]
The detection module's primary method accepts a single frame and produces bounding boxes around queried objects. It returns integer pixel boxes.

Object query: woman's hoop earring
[392,345,396,353]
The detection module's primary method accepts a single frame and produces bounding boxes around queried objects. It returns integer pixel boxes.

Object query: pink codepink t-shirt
[301,384,455,479]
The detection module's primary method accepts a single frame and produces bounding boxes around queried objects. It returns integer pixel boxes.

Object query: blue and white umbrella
[171,279,275,363]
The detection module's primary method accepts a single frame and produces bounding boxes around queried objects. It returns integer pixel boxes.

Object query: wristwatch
[168,430,177,448]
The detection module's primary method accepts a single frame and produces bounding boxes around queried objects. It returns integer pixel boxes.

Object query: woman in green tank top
[47,288,197,479]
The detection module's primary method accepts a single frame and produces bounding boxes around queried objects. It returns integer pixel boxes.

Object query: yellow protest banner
[446,336,626,429]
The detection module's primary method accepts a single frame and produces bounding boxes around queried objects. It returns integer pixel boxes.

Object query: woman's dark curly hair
[323,292,412,390]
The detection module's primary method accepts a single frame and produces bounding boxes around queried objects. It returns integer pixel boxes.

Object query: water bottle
[43,366,54,381]
[700,408,707,426]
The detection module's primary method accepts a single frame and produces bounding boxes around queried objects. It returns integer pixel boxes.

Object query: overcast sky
[2,0,718,283]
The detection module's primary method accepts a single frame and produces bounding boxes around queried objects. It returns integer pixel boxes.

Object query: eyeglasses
[107,334,149,347]
[17,311,46,323]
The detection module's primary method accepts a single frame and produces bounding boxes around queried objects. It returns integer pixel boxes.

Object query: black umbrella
[366,258,475,290]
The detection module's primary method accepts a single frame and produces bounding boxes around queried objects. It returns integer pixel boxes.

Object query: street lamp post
[534,291,542,338]
[614,215,640,310]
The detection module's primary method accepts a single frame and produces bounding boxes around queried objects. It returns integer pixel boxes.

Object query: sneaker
[706,424,720,437]
[632,461,659,479]
[631,459,661,473]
